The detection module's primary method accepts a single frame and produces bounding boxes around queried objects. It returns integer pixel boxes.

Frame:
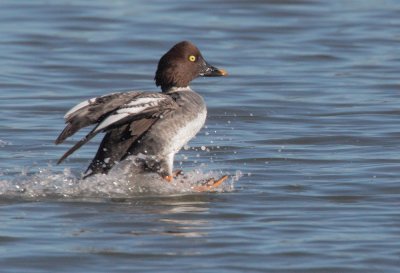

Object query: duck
[55,41,228,190]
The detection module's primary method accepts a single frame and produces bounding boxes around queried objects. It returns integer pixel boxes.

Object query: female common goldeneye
[55,41,228,190]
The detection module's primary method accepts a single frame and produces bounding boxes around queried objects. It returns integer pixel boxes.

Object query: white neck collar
[165,86,192,93]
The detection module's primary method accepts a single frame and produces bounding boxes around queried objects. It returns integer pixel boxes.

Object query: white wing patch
[93,112,130,133]
[64,92,120,119]
[93,96,166,133]
[127,97,163,106]
[64,97,97,119]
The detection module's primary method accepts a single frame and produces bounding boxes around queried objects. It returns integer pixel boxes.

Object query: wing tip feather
[54,124,73,144]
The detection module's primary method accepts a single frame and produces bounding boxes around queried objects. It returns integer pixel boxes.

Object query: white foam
[0,159,239,201]
[0,139,11,147]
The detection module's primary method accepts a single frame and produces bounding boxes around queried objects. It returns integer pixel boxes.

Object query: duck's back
[130,89,207,157]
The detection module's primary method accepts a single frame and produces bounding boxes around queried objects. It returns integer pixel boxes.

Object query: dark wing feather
[56,129,96,164]
[56,92,178,166]
[55,91,142,144]
[83,118,158,178]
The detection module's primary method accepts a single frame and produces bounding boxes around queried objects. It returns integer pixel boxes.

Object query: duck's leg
[172,169,183,177]
[164,175,173,182]
[164,169,183,182]
[193,175,229,192]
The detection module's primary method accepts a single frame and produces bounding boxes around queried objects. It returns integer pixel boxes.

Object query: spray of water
[0,156,241,201]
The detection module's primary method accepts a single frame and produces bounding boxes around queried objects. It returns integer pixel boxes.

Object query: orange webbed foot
[164,175,173,182]
[163,170,183,182]
[193,175,229,192]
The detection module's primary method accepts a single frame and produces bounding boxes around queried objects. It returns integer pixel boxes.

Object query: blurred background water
[1,0,400,272]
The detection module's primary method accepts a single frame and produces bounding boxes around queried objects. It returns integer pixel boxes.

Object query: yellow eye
[188,55,196,62]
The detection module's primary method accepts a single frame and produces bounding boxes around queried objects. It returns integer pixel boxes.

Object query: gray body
[55,40,226,179]
[56,87,206,178]
[128,89,207,177]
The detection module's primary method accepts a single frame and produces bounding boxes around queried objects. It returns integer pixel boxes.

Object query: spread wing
[83,118,157,177]
[55,91,178,166]
[55,91,142,144]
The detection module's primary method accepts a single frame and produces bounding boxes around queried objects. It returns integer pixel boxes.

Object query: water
[1,0,400,272]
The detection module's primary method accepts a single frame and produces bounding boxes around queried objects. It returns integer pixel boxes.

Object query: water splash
[0,159,240,201]
[0,139,11,147]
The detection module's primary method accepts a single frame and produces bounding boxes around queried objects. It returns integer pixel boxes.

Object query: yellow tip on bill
[219,69,228,76]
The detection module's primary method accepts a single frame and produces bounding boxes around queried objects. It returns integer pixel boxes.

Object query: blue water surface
[1,0,400,272]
